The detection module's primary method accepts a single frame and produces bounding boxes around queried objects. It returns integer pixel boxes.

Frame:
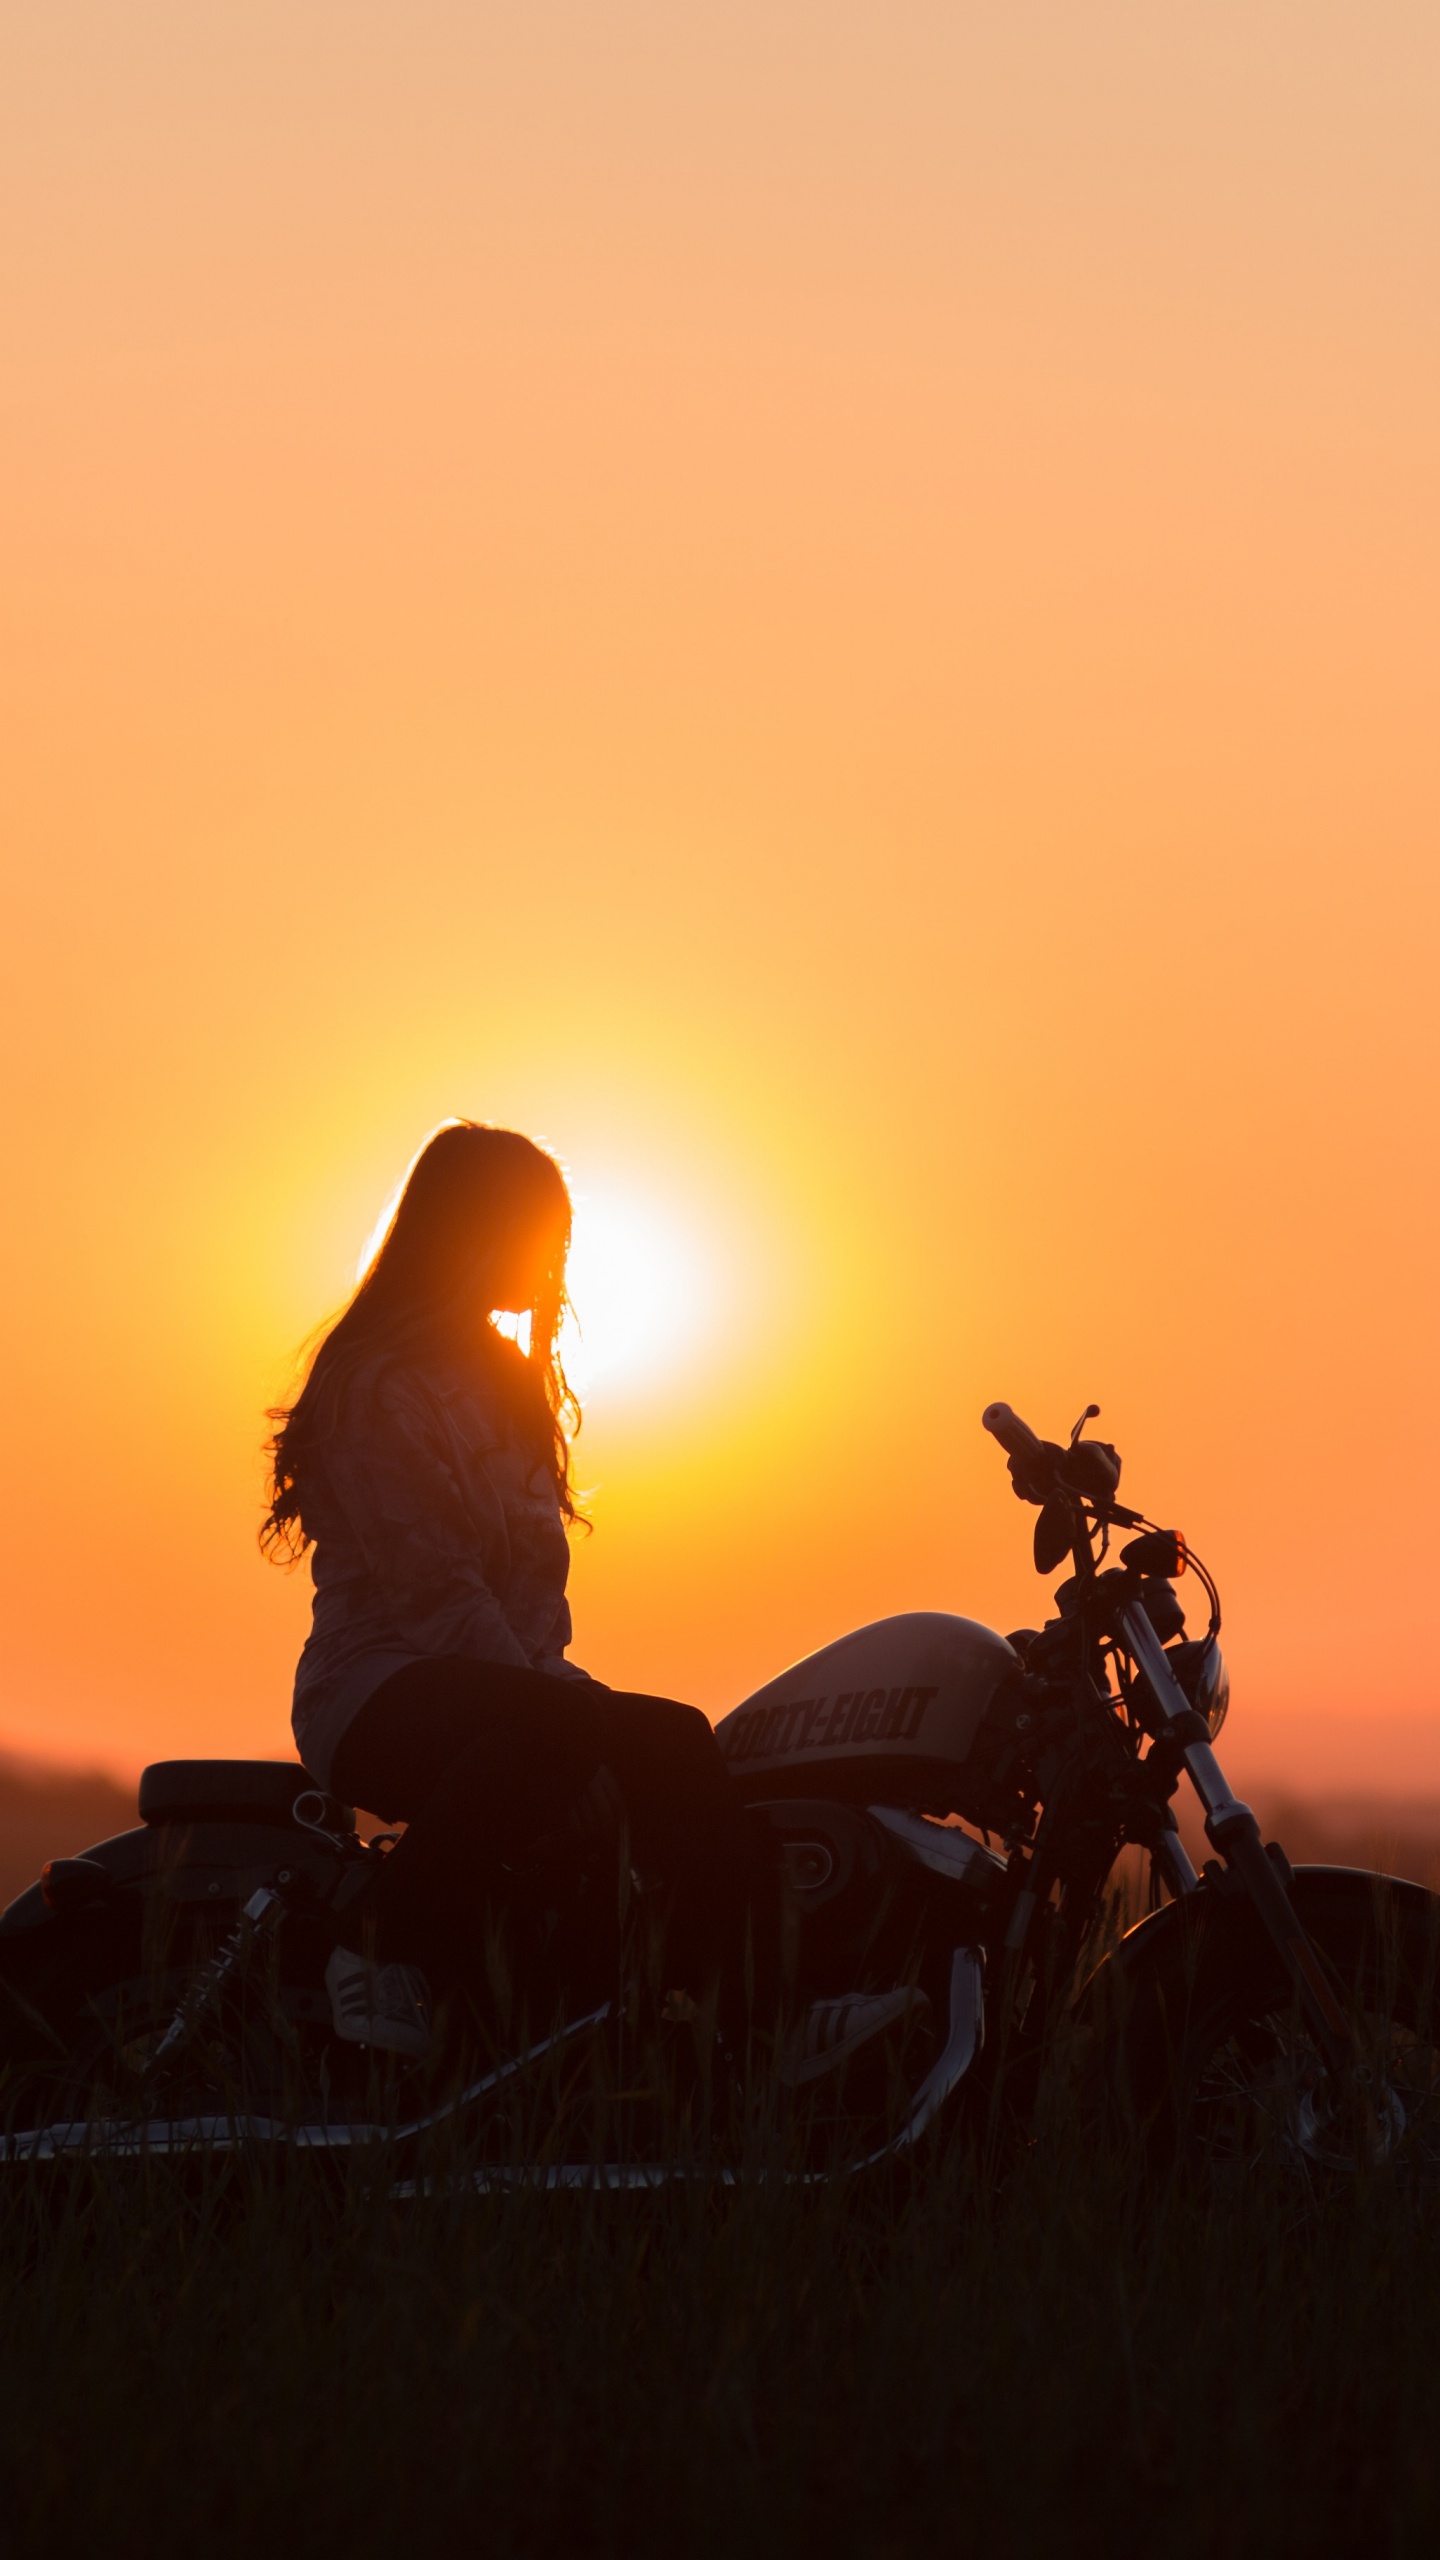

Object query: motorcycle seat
[138,1759,354,1831]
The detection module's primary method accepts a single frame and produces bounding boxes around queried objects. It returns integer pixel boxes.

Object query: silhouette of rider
[263,1121,780,2038]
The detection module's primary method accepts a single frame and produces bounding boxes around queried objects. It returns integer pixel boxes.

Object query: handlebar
[981,1401,1061,1509]
[982,1399,1123,1510]
[980,1403,1048,1466]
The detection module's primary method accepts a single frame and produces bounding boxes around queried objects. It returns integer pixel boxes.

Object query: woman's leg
[332,1660,782,2025]
[333,1660,606,1989]
[586,1689,785,2019]
[332,1656,604,1832]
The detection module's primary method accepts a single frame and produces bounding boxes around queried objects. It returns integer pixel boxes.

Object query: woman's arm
[320,1366,534,1667]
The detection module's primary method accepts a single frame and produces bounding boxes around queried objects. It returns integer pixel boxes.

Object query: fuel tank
[714,1613,1020,1814]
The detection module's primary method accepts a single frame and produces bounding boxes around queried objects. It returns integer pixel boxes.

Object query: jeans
[331,1656,782,2024]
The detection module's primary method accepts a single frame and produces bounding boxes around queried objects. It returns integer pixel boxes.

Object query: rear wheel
[0,1902,392,2144]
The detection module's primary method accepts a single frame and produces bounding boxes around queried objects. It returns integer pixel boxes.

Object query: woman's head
[358,1122,572,1344]
[263,1123,580,1557]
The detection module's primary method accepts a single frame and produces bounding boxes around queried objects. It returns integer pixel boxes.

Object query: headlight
[1169,1636,1230,1737]
[1193,1638,1229,1737]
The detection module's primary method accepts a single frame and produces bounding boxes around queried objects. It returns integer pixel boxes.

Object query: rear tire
[0,1902,337,2140]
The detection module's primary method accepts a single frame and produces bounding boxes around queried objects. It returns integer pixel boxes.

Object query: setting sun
[559,1186,715,1400]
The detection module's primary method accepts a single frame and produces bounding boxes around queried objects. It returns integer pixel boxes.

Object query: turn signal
[1121,1529,1186,1578]
[40,1858,117,1914]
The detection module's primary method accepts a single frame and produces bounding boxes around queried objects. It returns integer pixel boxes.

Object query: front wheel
[1093,1868,1440,2188]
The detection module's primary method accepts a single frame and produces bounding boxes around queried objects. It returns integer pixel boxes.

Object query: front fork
[1120,1605,1359,2080]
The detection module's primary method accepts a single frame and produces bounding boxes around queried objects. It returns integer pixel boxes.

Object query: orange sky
[2,2,1438,1797]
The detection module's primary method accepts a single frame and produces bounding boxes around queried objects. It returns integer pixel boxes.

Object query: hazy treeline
[0,1760,1436,1916]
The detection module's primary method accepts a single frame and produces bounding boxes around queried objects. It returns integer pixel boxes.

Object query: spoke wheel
[1103,1868,1440,2192]
[0,1907,339,2141]
[1186,2008,1438,2187]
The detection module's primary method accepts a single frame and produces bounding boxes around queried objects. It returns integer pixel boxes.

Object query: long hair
[262,1123,581,1560]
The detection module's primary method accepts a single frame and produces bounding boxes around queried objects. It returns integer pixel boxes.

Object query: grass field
[4,2083,1438,2557]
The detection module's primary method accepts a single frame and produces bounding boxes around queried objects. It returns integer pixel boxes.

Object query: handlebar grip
[981,1402,1048,1463]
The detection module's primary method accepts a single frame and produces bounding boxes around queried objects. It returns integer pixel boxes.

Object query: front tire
[1097,1868,1440,2186]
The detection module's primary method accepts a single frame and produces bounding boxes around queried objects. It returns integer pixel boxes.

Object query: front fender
[1078,1863,1440,2020]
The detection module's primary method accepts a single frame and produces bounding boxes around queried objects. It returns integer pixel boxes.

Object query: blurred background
[2,2,1437,1886]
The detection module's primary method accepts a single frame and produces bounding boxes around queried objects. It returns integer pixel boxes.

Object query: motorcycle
[2,1401,1436,2186]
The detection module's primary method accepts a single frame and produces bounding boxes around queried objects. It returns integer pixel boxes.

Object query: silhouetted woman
[263,1121,776,2034]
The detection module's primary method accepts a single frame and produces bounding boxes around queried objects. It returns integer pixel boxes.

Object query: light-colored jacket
[290,1350,584,1790]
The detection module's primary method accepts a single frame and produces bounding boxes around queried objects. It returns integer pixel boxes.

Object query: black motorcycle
[2,1402,1436,2184]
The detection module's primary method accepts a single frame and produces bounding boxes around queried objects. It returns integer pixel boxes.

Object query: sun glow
[495,1188,712,1394]
[557,1188,714,1399]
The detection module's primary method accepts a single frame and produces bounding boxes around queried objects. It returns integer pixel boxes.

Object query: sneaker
[779,1988,931,2088]
[325,1946,433,2063]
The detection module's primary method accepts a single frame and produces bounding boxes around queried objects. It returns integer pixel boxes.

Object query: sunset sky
[2,1,1437,1797]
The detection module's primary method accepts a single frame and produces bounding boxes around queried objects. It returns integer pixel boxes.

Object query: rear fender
[0,1819,350,1938]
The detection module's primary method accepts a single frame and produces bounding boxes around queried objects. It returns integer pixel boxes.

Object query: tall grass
[4,2087,1438,2557]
